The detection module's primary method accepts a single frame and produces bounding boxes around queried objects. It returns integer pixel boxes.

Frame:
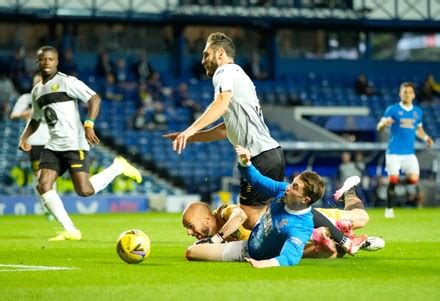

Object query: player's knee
[406,177,418,185]
[37,180,53,194]
[75,186,95,197]
[358,211,370,228]
[389,175,399,185]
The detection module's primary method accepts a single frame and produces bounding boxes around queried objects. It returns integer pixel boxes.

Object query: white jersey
[31,72,96,151]
[213,64,279,156]
[10,93,50,145]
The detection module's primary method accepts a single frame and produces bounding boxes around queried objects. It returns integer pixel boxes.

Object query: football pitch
[1,208,439,301]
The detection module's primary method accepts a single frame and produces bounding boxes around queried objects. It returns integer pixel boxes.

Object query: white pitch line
[0,264,78,272]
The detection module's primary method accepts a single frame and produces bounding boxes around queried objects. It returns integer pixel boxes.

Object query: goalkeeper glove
[195,233,225,244]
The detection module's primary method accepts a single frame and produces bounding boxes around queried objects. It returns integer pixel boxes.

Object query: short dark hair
[206,32,236,59]
[400,81,415,91]
[299,171,325,205]
[36,46,58,57]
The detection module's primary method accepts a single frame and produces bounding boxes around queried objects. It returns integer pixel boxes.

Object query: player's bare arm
[416,126,434,147]
[376,117,394,131]
[10,108,32,120]
[172,91,231,154]
[212,207,248,243]
[19,119,41,152]
[84,94,101,145]
[163,122,227,143]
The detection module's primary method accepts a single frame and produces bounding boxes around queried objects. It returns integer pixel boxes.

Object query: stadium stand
[0,0,439,208]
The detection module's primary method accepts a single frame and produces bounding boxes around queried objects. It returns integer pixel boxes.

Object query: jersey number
[43,107,58,127]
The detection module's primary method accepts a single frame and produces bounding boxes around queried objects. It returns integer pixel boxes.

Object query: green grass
[1,208,440,300]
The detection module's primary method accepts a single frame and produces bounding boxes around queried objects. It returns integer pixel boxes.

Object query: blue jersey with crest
[237,164,313,266]
[383,103,423,155]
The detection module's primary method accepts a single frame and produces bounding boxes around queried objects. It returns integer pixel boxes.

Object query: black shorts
[239,147,285,206]
[29,145,45,172]
[39,148,90,176]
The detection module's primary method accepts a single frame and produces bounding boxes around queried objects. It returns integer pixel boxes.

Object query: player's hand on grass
[18,140,31,152]
[235,145,251,166]
[245,257,278,268]
[85,127,100,145]
[245,257,267,268]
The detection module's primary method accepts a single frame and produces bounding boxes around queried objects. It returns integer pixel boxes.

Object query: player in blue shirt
[185,145,325,268]
[377,82,434,218]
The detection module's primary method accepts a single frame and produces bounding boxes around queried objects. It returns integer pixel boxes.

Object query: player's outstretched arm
[163,123,227,144]
[171,92,231,154]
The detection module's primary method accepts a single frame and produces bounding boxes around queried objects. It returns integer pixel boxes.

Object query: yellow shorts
[316,208,342,222]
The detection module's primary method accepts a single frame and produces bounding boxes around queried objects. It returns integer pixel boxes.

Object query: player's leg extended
[313,208,367,255]
[239,204,266,230]
[38,168,81,240]
[186,241,248,262]
[340,194,369,229]
[333,175,369,228]
[385,154,402,218]
[238,148,284,229]
[30,146,47,214]
[71,171,95,196]
[87,156,142,194]
[402,154,421,207]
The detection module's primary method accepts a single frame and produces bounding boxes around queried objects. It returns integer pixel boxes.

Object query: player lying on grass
[182,147,382,264]
[184,147,328,268]
[182,185,383,260]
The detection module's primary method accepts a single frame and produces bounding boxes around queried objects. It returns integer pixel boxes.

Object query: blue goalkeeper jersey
[237,164,313,266]
[383,103,423,155]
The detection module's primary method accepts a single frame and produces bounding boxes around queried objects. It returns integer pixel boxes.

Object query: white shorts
[385,154,419,176]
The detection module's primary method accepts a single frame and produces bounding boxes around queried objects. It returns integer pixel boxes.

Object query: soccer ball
[116,229,151,264]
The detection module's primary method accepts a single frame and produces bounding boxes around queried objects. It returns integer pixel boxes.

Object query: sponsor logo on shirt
[276,219,288,230]
[290,236,303,247]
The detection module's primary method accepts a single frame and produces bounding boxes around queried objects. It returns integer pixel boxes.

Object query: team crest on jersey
[51,83,60,92]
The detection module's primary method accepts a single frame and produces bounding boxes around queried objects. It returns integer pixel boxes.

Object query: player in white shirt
[10,73,54,219]
[164,32,284,229]
[18,46,142,241]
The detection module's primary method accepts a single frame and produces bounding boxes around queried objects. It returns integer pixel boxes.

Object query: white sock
[33,176,48,214]
[33,177,57,214]
[89,162,123,194]
[41,190,76,231]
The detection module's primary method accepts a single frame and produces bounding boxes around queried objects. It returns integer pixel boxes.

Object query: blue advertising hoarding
[0,194,149,215]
